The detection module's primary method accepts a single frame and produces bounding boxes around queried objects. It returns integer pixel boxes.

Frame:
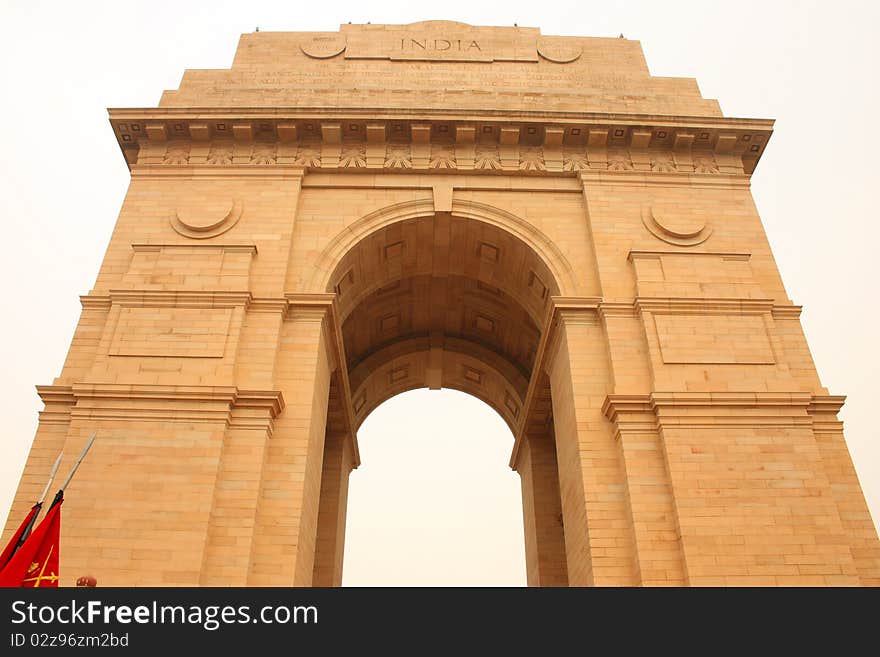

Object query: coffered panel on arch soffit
[327,213,561,429]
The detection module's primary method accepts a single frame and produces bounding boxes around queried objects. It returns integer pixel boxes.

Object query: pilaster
[544,305,635,586]
[312,431,356,586]
[515,431,568,586]
[248,302,333,586]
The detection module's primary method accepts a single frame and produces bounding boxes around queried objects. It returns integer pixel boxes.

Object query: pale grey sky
[0,0,877,586]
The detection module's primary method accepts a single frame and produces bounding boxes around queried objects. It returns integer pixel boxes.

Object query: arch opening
[342,389,527,586]
[311,210,570,586]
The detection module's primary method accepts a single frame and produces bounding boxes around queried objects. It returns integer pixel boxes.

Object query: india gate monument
[4,21,879,587]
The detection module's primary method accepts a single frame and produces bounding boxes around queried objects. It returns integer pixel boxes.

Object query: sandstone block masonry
[4,21,878,586]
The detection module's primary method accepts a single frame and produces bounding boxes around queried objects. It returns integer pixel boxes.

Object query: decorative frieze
[112,115,769,175]
[133,138,745,175]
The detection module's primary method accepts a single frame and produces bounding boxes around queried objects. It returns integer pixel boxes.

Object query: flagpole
[58,432,96,493]
[3,432,97,566]
[8,450,65,559]
[46,432,97,511]
[38,452,64,506]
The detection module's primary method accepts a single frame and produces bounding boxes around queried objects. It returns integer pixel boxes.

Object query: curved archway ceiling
[328,214,560,431]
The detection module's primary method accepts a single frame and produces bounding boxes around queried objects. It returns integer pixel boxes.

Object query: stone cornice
[233,390,286,418]
[36,384,77,425]
[248,298,289,314]
[628,250,751,262]
[109,107,774,130]
[634,297,775,315]
[80,295,112,311]
[130,166,307,180]
[603,391,820,431]
[284,292,338,312]
[130,243,258,255]
[71,383,239,403]
[36,385,76,405]
[229,390,286,438]
[807,395,846,416]
[771,305,803,319]
[595,297,801,318]
[109,111,771,176]
[649,391,814,408]
[107,290,253,308]
[601,394,656,422]
[36,383,285,431]
[80,291,255,310]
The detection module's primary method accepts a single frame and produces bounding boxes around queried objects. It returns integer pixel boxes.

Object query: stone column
[200,391,284,585]
[602,396,686,586]
[516,430,568,587]
[247,305,333,586]
[545,308,636,586]
[654,393,861,586]
[809,397,880,586]
[312,432,356,586]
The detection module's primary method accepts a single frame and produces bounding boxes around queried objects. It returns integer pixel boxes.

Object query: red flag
[0,499,62,588]
[0,503,41,571]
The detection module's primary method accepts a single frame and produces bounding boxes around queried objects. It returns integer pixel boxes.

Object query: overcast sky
[0,0,877,586]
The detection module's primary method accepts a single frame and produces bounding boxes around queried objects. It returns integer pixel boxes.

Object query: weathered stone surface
[4,22,878,586]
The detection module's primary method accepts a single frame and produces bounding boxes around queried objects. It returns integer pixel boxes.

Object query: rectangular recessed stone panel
[123,244,255,291]
[379,314,400,333]
[343,29,539,63]
[334,268,355,296]
[464,366,483,384]
[109,307,232,358]
[474,314,496,333]
[384,241,405,259]
[630,252,764,300]
[528,270,548,299]
[654,313,775,364]
[388,366,409,383]
[478,242,500,263]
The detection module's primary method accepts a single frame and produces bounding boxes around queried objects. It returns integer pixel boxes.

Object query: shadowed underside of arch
[325,211,562,433]
[310,207,570,587]
[310,199,577,298]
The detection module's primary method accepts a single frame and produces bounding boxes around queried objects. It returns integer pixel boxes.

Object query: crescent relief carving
[170,199,243,239]
[641,205,712,246]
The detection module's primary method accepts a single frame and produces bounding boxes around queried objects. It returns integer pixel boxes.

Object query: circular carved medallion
[300,33,347,59]
[641,206,712,246]
[537,38,582,63]
[170,199,243,239]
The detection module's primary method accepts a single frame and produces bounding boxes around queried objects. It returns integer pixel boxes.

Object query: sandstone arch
[307,198,578,299]
[5,22,879,588]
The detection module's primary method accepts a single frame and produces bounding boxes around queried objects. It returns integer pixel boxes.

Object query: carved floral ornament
[121,122,761,175]
[141,140,736,174]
